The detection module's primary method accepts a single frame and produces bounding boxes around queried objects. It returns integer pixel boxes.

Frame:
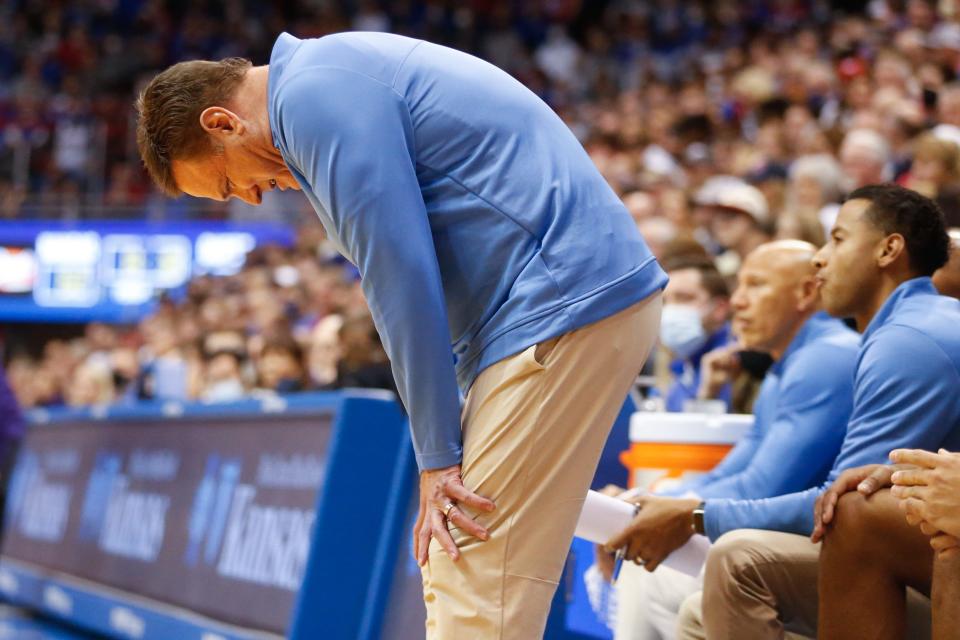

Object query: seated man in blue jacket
[673,184,959,639]
[608,240,859,639]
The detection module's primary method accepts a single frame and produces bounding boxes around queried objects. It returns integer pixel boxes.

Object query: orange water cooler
[620,412,754,492]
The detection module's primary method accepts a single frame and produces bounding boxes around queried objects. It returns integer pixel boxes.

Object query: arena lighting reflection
[0,221,294,323]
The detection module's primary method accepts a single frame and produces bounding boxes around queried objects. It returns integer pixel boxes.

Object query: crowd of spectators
[5,3,960,637]
[5,225,397,408]
[0,0,954,222]
[6,0,960,408]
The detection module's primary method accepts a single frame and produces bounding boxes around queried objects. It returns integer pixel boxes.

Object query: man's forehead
[836,198,871,227]
[665,268,705,292]
[666,267,702,284]
[743,247,813,277]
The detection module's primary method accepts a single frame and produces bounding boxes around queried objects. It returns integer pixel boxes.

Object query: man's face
[910,154,947,191]
[793,174,827,209]
[813,199,884,319]
[207,352,241,382]
[730,250,809,351]
[840,142,884,190]
[309,317,344,373]
[171,123,299,205]
[939,90,960,127]
[711,207,754,250]
[663,268,711,328]
[258,349,302,389]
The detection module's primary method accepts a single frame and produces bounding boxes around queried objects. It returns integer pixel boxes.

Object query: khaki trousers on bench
[421,293,662,639]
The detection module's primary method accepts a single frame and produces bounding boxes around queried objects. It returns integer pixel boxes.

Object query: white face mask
[659,304,708,360]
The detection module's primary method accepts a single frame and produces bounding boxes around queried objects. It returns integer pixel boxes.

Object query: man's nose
[812,248,827,269]
[730,288,747,309]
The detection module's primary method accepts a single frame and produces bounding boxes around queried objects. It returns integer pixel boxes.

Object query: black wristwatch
[692,501,706,535]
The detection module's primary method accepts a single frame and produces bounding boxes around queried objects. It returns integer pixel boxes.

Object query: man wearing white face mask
[659,256,733,412]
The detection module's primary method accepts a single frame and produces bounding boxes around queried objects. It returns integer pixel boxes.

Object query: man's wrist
[417,448,463,472]
[692,501,707,535]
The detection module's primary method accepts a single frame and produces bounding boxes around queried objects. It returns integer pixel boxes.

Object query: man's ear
[877,233,906,269]
[199,107,243,136]
[797,275,820,313]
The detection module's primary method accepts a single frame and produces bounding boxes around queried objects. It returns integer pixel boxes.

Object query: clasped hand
[890,448,960,559]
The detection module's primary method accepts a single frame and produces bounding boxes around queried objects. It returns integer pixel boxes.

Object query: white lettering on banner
[18,480,71,542]
[255,454,324,489]
[216,484,315,590]
[98,477,170,561]
[128,449,180,481]
[43,449,80,475]
[109,607,146,638]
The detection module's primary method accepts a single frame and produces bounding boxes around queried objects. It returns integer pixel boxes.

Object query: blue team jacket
[267,32,668,469]
[666,313,859,502]
[705,278,960,539]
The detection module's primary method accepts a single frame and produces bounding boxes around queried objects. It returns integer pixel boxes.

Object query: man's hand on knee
[413,464,496,565]
[812,464,912,543]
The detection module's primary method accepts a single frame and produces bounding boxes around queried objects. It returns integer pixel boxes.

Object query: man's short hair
[136,58,252,196]
[660,254,730,299]
[846,184,950,276]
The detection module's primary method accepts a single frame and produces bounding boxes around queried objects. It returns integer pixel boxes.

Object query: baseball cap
[712,182,770,225]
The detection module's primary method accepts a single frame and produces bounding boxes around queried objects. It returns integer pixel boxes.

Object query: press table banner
[1,413,332,635]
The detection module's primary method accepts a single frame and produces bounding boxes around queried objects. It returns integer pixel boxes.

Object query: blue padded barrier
[1,390,407,640]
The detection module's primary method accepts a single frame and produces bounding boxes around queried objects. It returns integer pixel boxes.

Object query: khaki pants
[673,530,819,640]
[421,294,662,639]
[675,529,931,640]
[614,562,701,640]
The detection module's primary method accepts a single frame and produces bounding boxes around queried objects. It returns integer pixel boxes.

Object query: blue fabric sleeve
[705,326,960,540]
[704,488,820,541]
[276,68,464,471]
[825,326,960,472]
[670,377,776,495]
[675,424,762,495]
[678,372,779,495]
[696,345,852,500]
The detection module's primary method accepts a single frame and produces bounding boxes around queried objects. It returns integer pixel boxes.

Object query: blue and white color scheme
[704,278,960,539]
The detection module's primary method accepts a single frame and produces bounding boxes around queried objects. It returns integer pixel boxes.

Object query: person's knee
[705,529,773,592]
[826,490,897,558]
[824,491,874,553]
